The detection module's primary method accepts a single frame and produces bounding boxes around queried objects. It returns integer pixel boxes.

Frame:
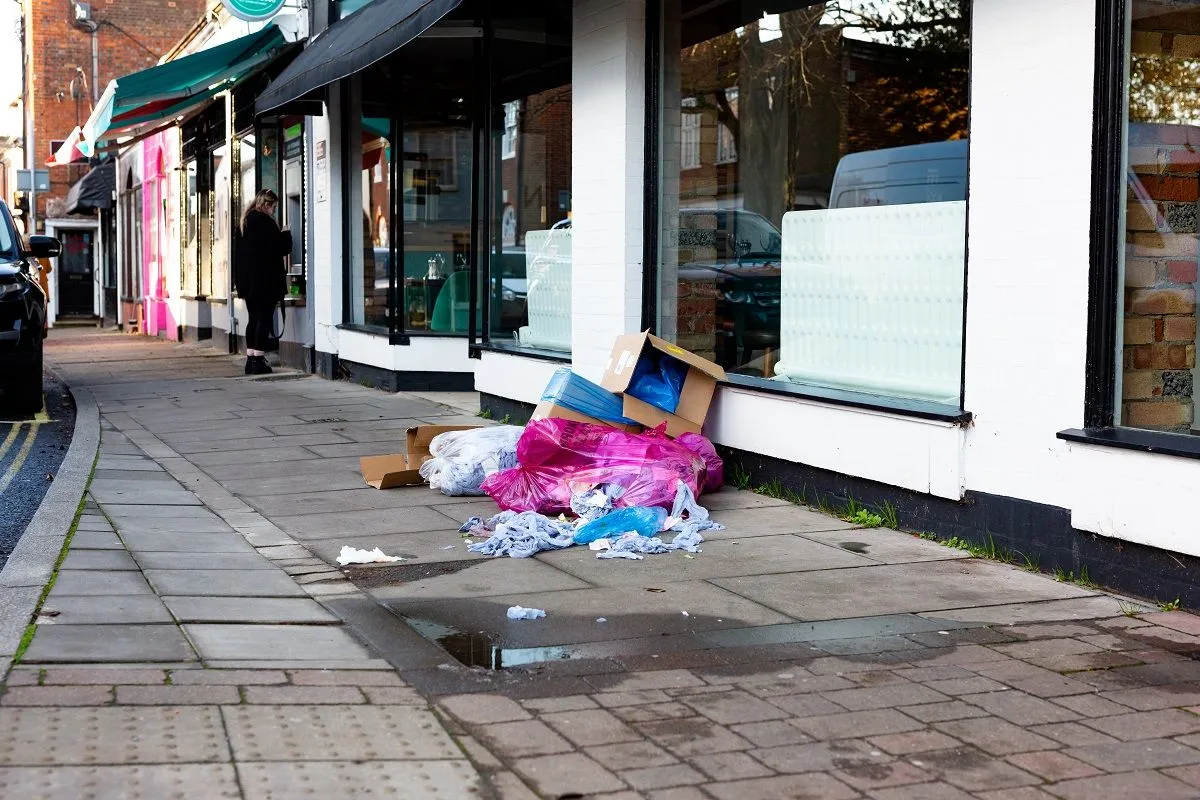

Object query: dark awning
[65,160,116,215]
[255,0,462,116]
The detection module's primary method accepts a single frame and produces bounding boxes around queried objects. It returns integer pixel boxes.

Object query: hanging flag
[46,126,87,166]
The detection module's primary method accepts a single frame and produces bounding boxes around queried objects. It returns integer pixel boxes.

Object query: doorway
[57,229,96,317]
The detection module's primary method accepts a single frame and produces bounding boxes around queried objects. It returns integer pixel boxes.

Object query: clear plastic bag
[481,418,719,515]
[419,425,523,496]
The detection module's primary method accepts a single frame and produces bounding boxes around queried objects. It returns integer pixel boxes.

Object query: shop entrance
[56,229,96,317]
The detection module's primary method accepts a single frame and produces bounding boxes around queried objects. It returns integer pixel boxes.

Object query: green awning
[80,25,294,156]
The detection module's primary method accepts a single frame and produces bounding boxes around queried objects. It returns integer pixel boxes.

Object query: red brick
[1165,316,1198,342]
[1130,288,1196,315]
[1139,176,1200,202]
[1124,317,1156,345]
[1170,149,1200,173]
[1168,260,1198,284]
[1125,400,1192,428]
[1128,343,1195,370]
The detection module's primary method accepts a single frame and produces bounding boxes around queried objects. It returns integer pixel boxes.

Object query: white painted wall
[310,94,342,360]
[474,351,564,406]
[570,0,646,382]
[337,330,477,375]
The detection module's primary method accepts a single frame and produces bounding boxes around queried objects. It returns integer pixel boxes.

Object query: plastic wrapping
[419,425,523,496]
[542,368,638,426]
[628,350,688,413]
[481,418,719,515]
[574,507,668,544]
[676,433,724,493]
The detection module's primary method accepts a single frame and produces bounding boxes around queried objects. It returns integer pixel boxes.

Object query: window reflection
[658,0,970,405]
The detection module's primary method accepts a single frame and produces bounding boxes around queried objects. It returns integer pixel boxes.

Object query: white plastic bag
[419,425,523,496]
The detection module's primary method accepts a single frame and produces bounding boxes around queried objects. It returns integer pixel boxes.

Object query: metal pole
[90,26,98,102]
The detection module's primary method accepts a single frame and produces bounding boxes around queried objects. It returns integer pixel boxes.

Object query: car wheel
[9,334,44,414]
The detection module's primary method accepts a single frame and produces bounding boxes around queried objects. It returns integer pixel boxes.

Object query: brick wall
[26,0,205,225]
[1123,121,1200,432]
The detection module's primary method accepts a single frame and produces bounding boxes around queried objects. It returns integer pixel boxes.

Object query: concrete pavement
[3,329,1200,798]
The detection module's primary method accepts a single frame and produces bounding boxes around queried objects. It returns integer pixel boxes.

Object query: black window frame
[1058,0,1200,459]
[640,0,974,425]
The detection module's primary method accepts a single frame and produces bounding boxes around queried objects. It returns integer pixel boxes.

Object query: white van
[829,139,969,209]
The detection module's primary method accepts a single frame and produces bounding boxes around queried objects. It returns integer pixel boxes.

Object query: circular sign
[222,0,285,22]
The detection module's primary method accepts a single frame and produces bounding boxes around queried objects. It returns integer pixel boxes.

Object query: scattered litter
[596,617,607,623]
[937,631,950,635]
[466,511,576,559]
[646,588,666,593]
[576,506,667,544]
[420,426,522,496]
[683,554,695,559]
[507,605,546,620]
[681,611,689,617]
[777,673,794,679]
[588,539,612,551]
[441,545,458,550]
[336,546,404,566]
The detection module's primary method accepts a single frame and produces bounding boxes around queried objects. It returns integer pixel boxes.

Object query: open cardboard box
[531,399,642,434]
[600,332,727,437]
[360,424,480,489]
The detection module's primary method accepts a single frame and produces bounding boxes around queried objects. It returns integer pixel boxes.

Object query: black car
[0,202,61,413]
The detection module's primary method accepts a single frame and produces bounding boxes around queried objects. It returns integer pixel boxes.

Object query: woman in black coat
[236,189,292,375]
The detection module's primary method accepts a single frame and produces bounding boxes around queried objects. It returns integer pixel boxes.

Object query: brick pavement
[2,330,1200,798]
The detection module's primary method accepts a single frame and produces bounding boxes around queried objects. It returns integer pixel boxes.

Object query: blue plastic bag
[541,368,638,426]
[573,506,668,544]
[628,352,688,414]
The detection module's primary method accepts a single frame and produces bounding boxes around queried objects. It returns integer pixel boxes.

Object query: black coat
[236,209,291,304]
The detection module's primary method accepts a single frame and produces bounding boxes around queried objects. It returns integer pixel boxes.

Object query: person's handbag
[266,302,285,352]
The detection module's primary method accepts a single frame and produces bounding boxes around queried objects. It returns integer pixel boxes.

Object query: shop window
[501,102,519,160]
[212,143,230,300]
[655,0,970,408]
[350,113,390,329]
[183,159,198,297]
[1113,0,1200,435]
[488,7,573,354]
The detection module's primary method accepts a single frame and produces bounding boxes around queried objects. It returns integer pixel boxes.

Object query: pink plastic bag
[481,419,722,515]
[676,432,724,494]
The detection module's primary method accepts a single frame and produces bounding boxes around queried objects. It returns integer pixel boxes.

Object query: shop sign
[221,0,285,22]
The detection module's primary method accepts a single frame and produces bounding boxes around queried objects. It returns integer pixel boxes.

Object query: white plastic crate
[518,228,572,353]
[774,201,967,404]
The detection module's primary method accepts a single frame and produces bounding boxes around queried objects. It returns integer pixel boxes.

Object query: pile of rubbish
[359,333,732,563]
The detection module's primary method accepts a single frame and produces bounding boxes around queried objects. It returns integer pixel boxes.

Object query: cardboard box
[600,332,728,437]
[531,400,642,434]
[360,424,480,489]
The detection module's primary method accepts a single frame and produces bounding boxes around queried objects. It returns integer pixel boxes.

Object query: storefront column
[310,88,343,371]
[570,0,646,381]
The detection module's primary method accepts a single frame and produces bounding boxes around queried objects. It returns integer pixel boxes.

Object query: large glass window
[350,112,391,329]
[488,5,573,353]
[183,159,198,298]
[656,1,970,407]
[1117,1,1200,434]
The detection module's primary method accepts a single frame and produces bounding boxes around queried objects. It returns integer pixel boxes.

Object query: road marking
[0,424,19,464]
[0,424,34,495]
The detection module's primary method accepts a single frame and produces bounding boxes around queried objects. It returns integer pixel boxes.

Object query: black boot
[245,356,256,375]
[255,356,273,375]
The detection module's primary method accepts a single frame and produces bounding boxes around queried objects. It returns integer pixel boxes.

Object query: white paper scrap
[336,546,404,566]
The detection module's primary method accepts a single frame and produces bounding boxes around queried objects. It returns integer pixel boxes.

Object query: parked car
[0,201,61,412]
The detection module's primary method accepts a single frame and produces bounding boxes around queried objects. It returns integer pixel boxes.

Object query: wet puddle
[839,541,870,554]
[403,617,581,670]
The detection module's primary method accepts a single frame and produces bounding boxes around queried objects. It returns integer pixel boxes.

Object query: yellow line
[0,424,19,464]
[0,425,35,495]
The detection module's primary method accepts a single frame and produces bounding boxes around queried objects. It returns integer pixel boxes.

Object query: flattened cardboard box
[531,400,642,434]
[600,332,727,437]
[360,424,480,489]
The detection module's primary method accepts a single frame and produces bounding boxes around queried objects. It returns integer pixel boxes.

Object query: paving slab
[364,556,592,601]
[0,765,240,797]
[94,456,165,471]
[0,706,228,764]
[930,596,1155,624]
[22,624,196,663]
[538,534,871,587]
[144,569,308,597]
[712,559,1096,621]
[38,595,174,625]
[48,571,154,596]
[797,528,971,565]
[235,760,481,799]
[222,705,461,760]
[67,531,124,550]
[88,482,202,506]
[121,532,255,553]
[702,503,857,538]
[164,596,339,624]
[184,624,373,661]
[305,530,480,565]
[274,505,466,540]
[131,552,277,570]
[244,487,468,517]
[59,550,139,571]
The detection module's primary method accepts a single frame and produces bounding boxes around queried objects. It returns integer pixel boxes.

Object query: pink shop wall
[142,133,179,339]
